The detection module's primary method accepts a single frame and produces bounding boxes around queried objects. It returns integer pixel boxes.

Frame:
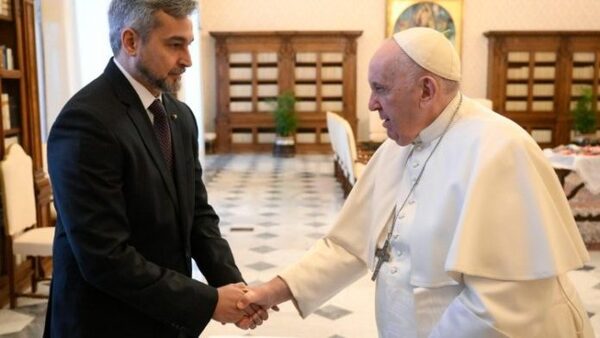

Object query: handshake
[211,277,292,330]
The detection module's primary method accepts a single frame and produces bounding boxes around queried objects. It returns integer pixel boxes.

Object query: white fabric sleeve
[278,238,367,317]
[429,275,582,338]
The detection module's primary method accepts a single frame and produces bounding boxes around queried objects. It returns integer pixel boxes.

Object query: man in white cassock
[236,27,594,337]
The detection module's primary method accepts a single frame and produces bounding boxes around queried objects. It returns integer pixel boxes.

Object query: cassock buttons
[408,199,415,205]
[412,139,423,150]
[412,161,420,168]
[390,267,398,274]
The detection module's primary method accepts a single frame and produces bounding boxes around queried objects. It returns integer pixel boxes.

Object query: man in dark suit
[44,1,265,337]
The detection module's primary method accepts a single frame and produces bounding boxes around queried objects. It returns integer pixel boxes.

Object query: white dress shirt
[113,58,161,123]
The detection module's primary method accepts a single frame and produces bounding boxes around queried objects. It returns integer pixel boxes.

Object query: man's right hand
[235,276,292,329]
[212,283,248,324]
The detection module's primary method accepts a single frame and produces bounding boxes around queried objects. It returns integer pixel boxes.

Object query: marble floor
[1,153,600,337]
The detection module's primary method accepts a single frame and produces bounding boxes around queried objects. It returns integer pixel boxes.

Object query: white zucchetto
[392,27,461,81]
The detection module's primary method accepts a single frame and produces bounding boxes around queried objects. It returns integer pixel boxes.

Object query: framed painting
[386,0,463,54]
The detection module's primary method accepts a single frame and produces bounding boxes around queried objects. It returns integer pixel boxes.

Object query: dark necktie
[148,99,173,171]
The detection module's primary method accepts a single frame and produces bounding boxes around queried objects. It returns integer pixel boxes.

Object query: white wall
[73,0,112,86]
[40,0,110,134]
[39,0,79,139]
[200,0,600,141]
[180,13,207,157]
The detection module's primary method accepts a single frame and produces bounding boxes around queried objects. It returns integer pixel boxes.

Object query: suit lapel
[163,95,195,266]
[164,96,192,245]
[103,60,179,209]
[127,103,179,208]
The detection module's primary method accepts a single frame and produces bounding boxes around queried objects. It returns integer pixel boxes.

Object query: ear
[418,75,438,104]
[121,28,139,56]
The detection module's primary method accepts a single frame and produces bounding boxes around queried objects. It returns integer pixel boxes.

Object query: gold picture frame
[386,0,463,55]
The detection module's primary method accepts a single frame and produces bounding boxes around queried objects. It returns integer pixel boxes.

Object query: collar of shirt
[113,58,161,113]
[413,92,461,146]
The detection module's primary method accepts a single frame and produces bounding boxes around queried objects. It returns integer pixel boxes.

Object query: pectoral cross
[371,238,391,281]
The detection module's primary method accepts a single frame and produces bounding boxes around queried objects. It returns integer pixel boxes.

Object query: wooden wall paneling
[214,38,230,152]
[555,35,573,145]
[342,34,358,133]
[485,31,600,147]
[210,31,362,153]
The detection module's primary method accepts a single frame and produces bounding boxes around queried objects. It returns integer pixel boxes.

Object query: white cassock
[279,94,594,337]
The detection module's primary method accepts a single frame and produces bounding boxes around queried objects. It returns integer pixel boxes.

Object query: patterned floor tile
[257,221,279,227]
[314,305,352,320]
[250,245,277,254]
[302,203,321,208]
[230,226,254,232]
[255,232,278,239]
[220,203,237,209]
[0,310,35,336]
[246,261,276,271]
[305,212,325,217]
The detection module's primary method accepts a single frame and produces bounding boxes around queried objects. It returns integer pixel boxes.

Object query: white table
[544,148,600,223]
[543,148,600,195]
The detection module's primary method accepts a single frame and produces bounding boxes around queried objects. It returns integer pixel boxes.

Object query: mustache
[169,68,186,76]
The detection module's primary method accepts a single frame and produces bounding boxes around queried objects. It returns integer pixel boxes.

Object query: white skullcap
[392,27,461,81]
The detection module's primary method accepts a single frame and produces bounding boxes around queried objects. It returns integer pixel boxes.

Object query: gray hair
[396,48,459,95]
[108,0,197,56]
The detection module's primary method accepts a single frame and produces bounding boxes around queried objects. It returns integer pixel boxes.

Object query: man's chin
[160,80,181,94]
[390,132,411,146]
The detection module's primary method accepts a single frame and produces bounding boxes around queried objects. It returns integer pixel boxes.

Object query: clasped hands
[212,281,280,330]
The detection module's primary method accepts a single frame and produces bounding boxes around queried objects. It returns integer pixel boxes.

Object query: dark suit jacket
[44,59,243,338]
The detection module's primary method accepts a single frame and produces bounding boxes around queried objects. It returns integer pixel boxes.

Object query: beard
[136,61,185,94]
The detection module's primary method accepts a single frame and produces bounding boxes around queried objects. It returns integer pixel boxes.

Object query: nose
[180,46,192,68]
[368,92,380,111]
